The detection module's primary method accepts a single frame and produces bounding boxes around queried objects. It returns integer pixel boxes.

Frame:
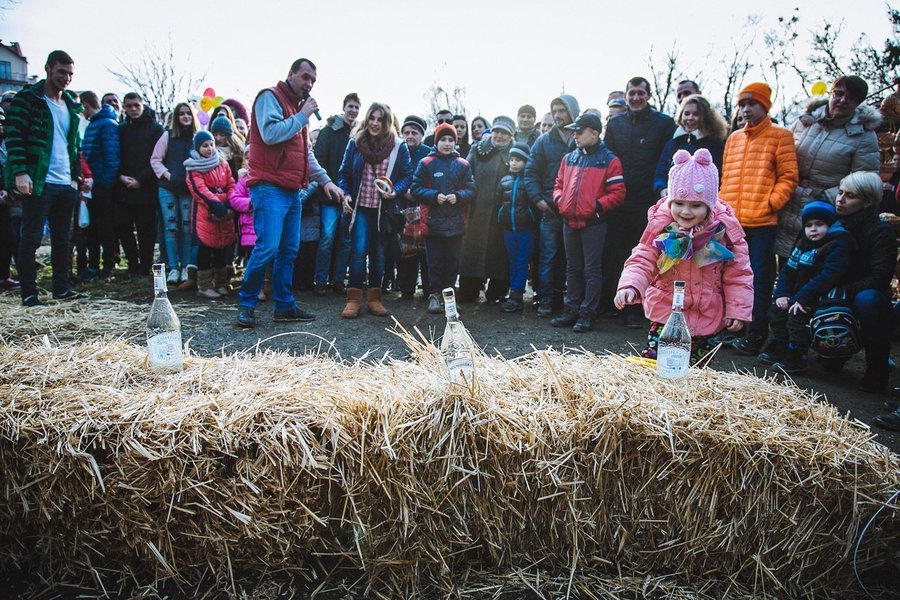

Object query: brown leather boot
[366,287,388,316]
[341,287,363,319]
[177,265,197,291]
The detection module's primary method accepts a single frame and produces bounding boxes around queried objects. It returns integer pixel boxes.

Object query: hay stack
[0,334,896,598]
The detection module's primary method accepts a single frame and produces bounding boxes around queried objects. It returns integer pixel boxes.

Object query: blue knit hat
[801,200,836,225]
[210,116,233,136]
[193,130,214,152]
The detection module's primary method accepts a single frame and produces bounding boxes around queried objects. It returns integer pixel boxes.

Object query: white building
[0,41,35,94]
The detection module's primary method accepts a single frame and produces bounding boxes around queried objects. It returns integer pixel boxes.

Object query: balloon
[197,110,209,126]
[211,95,224,108]
[811,81,828,96]
[203,87,216,98]
[200,96,213,112]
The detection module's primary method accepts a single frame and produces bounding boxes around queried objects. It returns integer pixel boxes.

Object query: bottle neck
[672,288,685,312]
[445,299,460,322]
[153,273,169,299]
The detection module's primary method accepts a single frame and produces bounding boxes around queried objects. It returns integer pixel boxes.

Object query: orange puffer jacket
[720,116,798,228]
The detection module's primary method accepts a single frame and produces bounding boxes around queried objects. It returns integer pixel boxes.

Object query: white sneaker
[180,267,188,283]
[166,269,180,285]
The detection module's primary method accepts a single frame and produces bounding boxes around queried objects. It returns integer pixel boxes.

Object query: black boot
[859,340,892,393]
[772,344,806,375]
[499,290,524,313]
[758,338,788,366]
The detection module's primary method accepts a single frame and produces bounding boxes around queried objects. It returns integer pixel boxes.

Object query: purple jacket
[229,175,256,247]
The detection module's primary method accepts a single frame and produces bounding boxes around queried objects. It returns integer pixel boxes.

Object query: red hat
[737,82,772,112]
[433,122,457,143]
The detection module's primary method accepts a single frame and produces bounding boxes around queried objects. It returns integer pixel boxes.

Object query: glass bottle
[656,280,692,380]
[440,287,475,387]
[147,263,183,372]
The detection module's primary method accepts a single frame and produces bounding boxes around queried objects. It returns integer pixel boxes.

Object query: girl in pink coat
[615,148,753,362]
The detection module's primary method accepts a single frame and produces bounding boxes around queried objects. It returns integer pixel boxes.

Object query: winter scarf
[472,136,508,161]
[653,220,734,274]
[183,149,223,173]
[357,135,395,165]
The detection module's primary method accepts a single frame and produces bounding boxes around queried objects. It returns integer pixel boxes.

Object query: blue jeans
[537,214,564,303]
[238,183,303,311]
[19,183,77,299]
[347,207,384,288]
[158,188,193,270]
[313,202,349,286]
[745,226,777,337]
[504,230,534,292]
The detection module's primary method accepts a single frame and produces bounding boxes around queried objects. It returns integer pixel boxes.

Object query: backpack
[808,291,862,359]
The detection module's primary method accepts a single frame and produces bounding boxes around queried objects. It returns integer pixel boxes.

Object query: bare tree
[107,33,205,124]
[764,9,810,125]
[647,44,683,115]
[423,80,467,126]
[717,18,760,122]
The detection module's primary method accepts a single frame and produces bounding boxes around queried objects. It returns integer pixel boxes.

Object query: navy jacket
[653,130,724,196]
[524,127,575,207]
[841,208,898,298]
[604,107,676,215]
[411,149,476,237]
[82,104,120,190]
[497,172,537,232]
[773,222,854,307]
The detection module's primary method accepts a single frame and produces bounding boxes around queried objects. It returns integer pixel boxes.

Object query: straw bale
[0,335,896,598]
[0,294,208,342]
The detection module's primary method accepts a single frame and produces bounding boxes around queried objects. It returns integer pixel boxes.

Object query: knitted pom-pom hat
[193,130,214,152]
[433,122,457,143]
[667,148,719,212]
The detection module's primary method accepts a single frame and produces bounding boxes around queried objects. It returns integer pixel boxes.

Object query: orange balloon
[200,96,213,112]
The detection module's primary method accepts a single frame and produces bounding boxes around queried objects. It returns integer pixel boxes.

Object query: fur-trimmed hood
[797,96,883,133]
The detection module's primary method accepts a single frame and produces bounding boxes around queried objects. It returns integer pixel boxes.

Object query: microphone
[302,90,321,121]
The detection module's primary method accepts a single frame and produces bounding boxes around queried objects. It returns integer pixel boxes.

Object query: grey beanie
[509,142,531,162]
[491,115,516,135]
[551,94,581,123]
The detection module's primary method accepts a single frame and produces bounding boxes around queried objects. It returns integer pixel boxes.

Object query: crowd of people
[4,51,900,429]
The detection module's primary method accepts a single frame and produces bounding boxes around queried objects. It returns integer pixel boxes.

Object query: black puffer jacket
[497,172,537,232]
[604,107,676,216]
[118,108,164,206]
[313,115,353,191]
[841,207,897,297]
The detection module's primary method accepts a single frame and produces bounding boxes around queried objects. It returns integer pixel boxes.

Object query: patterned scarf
[653,221,734,274]
[357,135,395,165]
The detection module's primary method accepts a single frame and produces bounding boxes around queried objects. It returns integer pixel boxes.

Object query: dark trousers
[115,202,157,275]
[768,304,812,349]
[745,226,777,337]
[425,234,462,295]
[0,203,13,279]
[601,212,645,315]
[537,213,565,304]
[19,183,77,299]
[88,186,117,273]
[197,245,230,270]
[397,253,429,296]
[293,240,318,290]
[564,220,607,318]
[382,232,400,290]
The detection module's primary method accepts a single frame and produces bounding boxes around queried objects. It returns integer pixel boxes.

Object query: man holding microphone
[236,57,344,328]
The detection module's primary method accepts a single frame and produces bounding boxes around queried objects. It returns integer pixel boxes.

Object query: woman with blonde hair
[150,101,201,287]
[653,94,727,197]
[337,102,412,318]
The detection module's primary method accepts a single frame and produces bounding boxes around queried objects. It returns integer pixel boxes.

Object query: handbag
[78,200,90,228]
[808,288,862,359]
[399,205,426,257]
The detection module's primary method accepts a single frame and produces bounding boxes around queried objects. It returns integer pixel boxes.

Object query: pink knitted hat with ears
[667,148,719,211]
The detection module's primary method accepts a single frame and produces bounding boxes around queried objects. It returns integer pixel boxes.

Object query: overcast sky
[3,0,895,125]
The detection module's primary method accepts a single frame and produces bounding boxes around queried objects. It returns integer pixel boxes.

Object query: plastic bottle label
[447,357,474,385]
[656,347,690,379]
[148,332,183,369]
[153,275,166,293]
[444,299,459,319]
